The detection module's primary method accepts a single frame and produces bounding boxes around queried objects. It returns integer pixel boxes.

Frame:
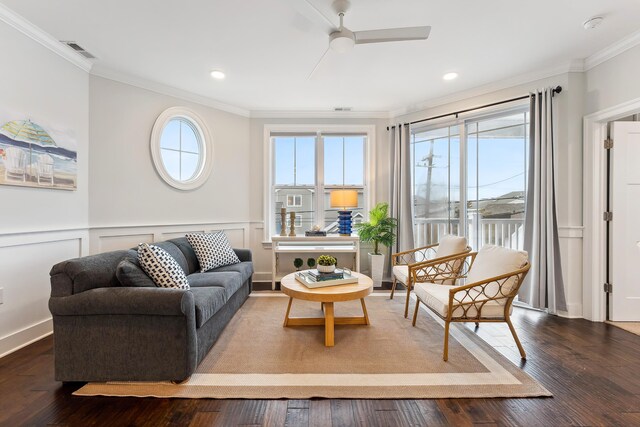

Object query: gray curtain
[519,88,567,314]
[390,123,415,253]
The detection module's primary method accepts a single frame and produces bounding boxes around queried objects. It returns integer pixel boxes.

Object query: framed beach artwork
[0,112,77,190]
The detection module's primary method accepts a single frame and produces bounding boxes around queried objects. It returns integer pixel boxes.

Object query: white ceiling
[3,0,640,114]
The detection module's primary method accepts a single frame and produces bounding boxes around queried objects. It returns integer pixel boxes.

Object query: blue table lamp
[330,189,358,236]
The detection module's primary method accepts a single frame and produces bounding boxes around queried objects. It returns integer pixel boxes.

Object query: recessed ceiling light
[443,72,458,81]
[210,70,225,80]
[583,16,604,30]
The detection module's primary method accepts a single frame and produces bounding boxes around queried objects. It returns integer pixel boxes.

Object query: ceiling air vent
[61,41,96,59]
[334,107,352,112]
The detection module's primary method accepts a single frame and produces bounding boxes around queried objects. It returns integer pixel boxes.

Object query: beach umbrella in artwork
[0,119,57,148]
[0,120,58,180]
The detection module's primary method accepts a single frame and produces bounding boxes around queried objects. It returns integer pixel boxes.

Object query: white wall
[393,72,585,318]
[89,76,251,228]
[585,45,640,115]
[0,20,89,356]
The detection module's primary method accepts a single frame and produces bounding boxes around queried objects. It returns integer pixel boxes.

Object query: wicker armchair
[391,235,471,318]
[411,245,530,361]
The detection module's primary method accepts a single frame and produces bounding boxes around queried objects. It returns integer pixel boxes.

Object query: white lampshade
[330,190,358,209]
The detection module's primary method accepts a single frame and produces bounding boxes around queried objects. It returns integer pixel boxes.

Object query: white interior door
[611,121,640,321]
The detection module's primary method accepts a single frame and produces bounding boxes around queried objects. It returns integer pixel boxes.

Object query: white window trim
[263,124,376,243]
[150,106,214,191]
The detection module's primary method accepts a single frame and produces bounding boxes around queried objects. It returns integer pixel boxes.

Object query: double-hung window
[411,106,529,250]
[266,126,373,239]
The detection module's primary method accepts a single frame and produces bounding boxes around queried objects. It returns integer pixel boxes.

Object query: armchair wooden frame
[411,251,531,361]
[391,244,472,318]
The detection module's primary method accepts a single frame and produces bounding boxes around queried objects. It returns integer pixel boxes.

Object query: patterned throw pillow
[137,243,190,289]
[186,231,241,272]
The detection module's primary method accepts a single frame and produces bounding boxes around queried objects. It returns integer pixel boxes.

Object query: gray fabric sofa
[48,237,252,382]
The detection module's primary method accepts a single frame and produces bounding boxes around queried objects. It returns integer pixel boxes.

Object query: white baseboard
[557,303,583,319]
[0,318,53,359]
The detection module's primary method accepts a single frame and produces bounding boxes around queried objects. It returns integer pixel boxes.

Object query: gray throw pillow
[116,259,155,288]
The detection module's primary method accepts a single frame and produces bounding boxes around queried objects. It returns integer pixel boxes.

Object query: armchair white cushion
[466,245,528,301]
[434,235,469,285]
[414,282,510,319]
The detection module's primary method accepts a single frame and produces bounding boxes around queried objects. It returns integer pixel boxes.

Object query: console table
[271,235,360,290]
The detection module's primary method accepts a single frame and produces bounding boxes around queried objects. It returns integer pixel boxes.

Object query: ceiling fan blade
[354,26,431,44]
[308,46,331,80]
[284,0,337,34]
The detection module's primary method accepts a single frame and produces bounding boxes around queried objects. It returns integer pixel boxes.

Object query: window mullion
[316,132,324,229]
[459,122,468,243]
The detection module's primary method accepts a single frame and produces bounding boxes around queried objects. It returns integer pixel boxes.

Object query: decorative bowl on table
[317,255,337,273]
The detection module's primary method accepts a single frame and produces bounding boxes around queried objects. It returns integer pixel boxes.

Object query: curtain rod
[387,85,562,130]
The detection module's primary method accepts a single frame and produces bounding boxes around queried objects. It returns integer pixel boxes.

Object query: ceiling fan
[287,0,431,78]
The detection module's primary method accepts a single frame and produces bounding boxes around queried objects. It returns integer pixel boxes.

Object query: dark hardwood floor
[2,300,640,426]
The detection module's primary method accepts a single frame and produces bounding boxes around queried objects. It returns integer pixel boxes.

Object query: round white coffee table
[280,271,373,347]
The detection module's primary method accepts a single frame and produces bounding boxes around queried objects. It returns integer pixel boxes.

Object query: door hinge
[604,138,613,149]
[604,283,613,293]
[603,211,613,221]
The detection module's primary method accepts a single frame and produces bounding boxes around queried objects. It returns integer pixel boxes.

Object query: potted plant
[306,258,316,269]
[354,202,397,286]
[293,258,304,271]
[317,255,337,273]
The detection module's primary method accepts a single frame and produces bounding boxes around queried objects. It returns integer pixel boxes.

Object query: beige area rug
[74,293,551,399]
[608,321,640,336]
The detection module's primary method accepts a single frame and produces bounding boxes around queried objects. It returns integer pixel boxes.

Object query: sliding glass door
[411,107,529,250]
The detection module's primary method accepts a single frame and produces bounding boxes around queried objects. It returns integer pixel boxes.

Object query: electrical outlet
[0,287,3,304]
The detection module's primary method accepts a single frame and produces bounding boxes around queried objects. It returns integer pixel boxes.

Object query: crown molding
[249,110,390,119]
[584,29,640,71]
[390,61,577,119]
[90,66,251,118]
[0,3,93,72]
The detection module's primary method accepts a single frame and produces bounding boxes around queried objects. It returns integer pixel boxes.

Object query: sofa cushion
[190,287,227,328]
[186,232,241,272]
[414,282,509,319]
[49,250,129,295]
[116,259,155,287]
[211,261,253,283]
[169,237,200,274]
[148,241,189,274]
[138,243,190,290]
[187,271,244,300]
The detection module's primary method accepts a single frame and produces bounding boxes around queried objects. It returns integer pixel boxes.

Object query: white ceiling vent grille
[61,41,96,59]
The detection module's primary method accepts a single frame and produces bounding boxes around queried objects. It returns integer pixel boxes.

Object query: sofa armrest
[49,287,193,317]
[233,248,252,262]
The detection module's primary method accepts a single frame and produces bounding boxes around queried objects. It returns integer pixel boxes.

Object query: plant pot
[368,253,385,287]
[317,264,336,273]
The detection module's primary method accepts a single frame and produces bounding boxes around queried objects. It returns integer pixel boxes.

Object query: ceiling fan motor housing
[330,28,355,52]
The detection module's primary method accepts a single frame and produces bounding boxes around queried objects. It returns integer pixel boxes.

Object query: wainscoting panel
[558,226,584,318]
[90,222,250,255]
[98,233,154,253]
[0,229,88,357]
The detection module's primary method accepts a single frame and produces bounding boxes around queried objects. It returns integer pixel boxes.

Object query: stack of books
[308,269,344,281]
[305,230,327,237]
[295,269,358,288]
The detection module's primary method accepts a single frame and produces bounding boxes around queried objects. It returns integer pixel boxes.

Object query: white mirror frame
[150,107,213,190]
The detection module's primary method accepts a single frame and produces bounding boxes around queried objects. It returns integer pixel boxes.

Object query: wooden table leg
[283,297,293,327]
[360,298,370,325]
[324,302,335,347]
